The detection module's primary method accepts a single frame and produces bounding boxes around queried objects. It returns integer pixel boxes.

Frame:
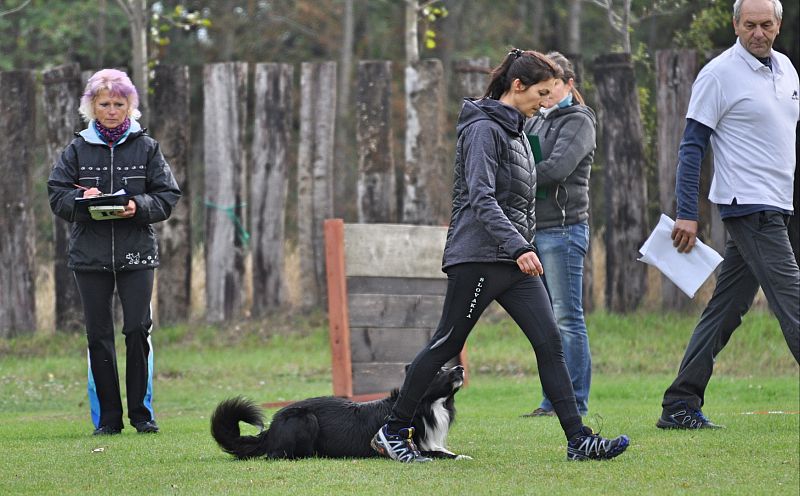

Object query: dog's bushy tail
[210,396,269,459]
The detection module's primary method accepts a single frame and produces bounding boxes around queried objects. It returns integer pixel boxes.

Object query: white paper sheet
[638,214,724,298]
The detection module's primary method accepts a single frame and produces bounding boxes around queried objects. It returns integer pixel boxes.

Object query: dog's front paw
[454,454,473,460]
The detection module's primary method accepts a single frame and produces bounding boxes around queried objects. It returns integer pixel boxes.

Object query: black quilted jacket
[442,98,536,270]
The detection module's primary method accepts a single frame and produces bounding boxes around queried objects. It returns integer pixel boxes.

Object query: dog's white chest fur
[419,399,455,455]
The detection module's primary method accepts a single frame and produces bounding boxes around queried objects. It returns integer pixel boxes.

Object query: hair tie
[509,48,523,59]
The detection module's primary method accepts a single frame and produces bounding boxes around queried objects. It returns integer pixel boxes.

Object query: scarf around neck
[94,117,131,145]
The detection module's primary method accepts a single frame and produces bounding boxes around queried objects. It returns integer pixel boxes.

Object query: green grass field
[1,310,797,495]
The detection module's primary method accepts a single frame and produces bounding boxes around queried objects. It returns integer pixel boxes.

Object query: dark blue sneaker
[567,426,629,461]
[657,402,723,429]
[370,425,432,463]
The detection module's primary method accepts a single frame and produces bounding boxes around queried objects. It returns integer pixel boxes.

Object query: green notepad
[526,133,547,199]
[525,133,543,163]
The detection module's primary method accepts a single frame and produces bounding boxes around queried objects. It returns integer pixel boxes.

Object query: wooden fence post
[324,219,353,397]
[250,63,294,315]
[151,65,192,325]
[203,62,248,323]
[297,61,337,308]
[656,49,698,310]
[356,60,396,223]
[402,59,447,226]
[452,57,490,99]
[593,53,649,313]
[0,70,37,336]
[42,63,84,333]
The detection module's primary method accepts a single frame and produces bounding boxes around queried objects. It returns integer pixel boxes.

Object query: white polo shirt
[686,39,799,209]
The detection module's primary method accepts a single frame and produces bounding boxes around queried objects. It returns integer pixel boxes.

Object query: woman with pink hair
[48,69,181,436]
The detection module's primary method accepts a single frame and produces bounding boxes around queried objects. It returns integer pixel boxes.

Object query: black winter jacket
[48,121,181,272]
[442,98,536,270]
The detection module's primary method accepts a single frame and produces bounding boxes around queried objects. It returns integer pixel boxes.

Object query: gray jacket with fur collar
[524,103,595,229]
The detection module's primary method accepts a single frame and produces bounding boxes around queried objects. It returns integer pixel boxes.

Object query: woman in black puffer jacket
[370,50,629,463]
[48,69,180,436]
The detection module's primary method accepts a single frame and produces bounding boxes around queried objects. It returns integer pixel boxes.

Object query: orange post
[324,219,353,397]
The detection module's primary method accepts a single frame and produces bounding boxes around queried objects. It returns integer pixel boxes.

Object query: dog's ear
[404,363,411,373]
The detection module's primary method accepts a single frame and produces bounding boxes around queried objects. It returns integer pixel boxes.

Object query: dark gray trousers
[662,211,800,411]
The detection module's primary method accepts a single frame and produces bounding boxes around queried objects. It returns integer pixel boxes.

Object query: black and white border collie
[210,365,469,460]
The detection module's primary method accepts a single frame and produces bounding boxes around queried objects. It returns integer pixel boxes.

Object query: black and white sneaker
[371,425,432,463]
[657,402,723,429]
[567,426,629,461]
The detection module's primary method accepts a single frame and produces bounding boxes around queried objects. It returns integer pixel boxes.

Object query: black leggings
[390,262,583,439]
[74,269,155,429]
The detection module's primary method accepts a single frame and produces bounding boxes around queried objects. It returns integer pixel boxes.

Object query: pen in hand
[74,184,101,198]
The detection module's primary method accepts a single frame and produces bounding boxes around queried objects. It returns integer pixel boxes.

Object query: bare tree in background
[334,0,356,220]
[115,0,149,123]
[567,0,582,54]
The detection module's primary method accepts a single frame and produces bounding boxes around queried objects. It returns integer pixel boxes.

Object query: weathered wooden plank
[349,327,433,363]
[593,53,649,312]
[344,223,447,278]
[656,50,698,311]
[203,62,248,323]
[0,70,37,336]
[352,362,407,395]
[403,59,448,225]
[346,276,447,296]
[251,63,293,314]
[453,57,490,99]
[348,294,445,328]
[356,60,396,223]
[151,64,191,325]
[297,61,337,308]
[42,63,83,333]
[351,358,463,396]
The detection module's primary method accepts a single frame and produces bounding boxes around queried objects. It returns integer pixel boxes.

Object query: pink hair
[78,69,141,123]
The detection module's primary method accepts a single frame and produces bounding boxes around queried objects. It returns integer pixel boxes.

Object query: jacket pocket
[122,175,147,194]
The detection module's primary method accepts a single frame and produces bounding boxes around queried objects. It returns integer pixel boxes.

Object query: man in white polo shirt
[657,0,799,430]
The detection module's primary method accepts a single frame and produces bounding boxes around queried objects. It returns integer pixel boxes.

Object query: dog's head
[419,364,465,401]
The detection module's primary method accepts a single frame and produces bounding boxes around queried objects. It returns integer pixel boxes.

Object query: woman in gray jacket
[370,49,628,463]
[522,52,596,417]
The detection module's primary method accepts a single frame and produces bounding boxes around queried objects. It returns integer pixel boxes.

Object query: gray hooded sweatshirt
[523,103,596,229]
[442,98,536,270]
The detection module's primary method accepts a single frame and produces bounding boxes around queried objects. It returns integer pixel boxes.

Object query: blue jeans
[535,222,591,415]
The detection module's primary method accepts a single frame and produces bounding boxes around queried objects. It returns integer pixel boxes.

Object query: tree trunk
[567,0,582,55]
[656,49,697,311]
[203,62,248,323]
[405,0,419,64]
[116,0,149,124]
[42,63,84,333]
[593,53,648,313]
[334,0,356,221]
[150,65,191,325]
[356,61,396,223]
[250,63,293,315]
[297,62,337,308]
[0,70,37,337]
[402,59,447,225]
[528,0,544,48]
[452,56,490,99]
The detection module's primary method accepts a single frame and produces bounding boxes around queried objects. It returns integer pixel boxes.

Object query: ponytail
[483,48,562,100]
